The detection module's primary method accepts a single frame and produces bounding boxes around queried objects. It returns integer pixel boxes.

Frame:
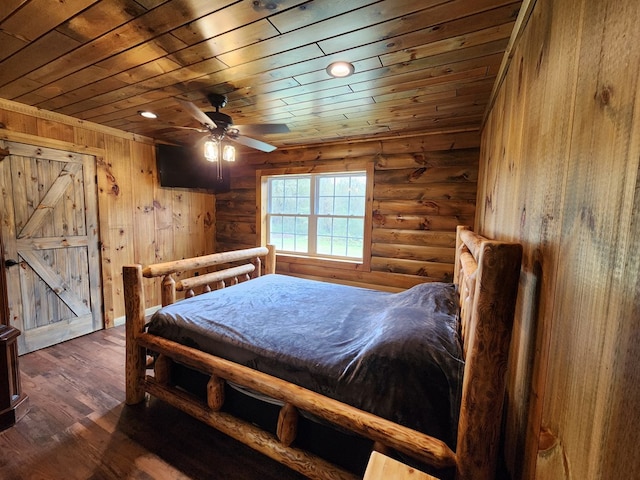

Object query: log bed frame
[123,226,522,480]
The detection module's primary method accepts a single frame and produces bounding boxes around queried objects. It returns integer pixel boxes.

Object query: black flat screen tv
[156,143,231,193]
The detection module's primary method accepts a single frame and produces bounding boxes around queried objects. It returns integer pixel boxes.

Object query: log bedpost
[454,225,471,286]
[251,257,262,278]
[123,265,147,405]
[265,244,276,274]
[454,239,522,480]
[161,274,176,306]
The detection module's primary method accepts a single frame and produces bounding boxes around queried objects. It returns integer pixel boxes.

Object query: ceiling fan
[177,93,289,153]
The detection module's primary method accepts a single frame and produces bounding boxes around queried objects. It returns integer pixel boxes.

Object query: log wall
[0,99,215,328]
[477,0,640,478]
[217,131,480,291]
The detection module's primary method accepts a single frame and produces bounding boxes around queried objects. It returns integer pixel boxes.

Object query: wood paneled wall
[477,0,640,478]
[217,131,480,291]
[0,99,215,328]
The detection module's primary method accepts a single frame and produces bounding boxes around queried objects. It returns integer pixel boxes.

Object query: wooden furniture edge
[364,451,440,480]
[0,325,29,431]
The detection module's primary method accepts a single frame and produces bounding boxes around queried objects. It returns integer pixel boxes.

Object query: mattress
[147,274,464,448]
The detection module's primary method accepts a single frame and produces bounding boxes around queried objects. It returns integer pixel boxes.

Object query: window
[260,166,372,266]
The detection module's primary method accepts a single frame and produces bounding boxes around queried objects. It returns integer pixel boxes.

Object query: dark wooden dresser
[0,234,29,431]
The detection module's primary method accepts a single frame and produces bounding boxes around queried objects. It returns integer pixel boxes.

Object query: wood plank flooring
[0,326,305,480]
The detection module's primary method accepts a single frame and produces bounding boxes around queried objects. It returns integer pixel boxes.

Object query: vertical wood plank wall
[0,100,215,328]
[217,131,480,291]
[477,0,640,478]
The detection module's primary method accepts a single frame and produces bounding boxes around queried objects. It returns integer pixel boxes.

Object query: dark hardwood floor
[0,326,306,480]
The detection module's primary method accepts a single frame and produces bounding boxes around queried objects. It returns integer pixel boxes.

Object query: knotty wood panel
[0,99,215,329]
[477,0,640,478]
[216,133,479,291]
[0,1,520,148]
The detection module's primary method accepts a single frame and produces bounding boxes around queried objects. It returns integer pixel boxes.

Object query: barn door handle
[4,259,19,267]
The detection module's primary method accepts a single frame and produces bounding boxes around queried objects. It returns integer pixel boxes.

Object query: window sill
[276,253,370,272]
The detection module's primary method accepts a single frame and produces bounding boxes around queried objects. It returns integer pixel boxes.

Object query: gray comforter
[147,274,464,448]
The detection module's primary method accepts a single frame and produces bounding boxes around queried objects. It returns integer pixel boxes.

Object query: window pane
[331,237,347,256]
[317,217,332,236]
[317,235,332,255]
[271,196,284,214]
[333,196,349,215]
[347,238,363,258]
[348,218,364,238]
[282,216,296,234]
[298,197,310,214]
[318,196,334,215]
[295,216,308,234]
[270,216,283,233]
[295,235,308,253]
[298,178,311,196]
[284,179,298,195]
[271,179,284,196]
[351,176,366,195]
[335,176,350,194]
[283,197,297,214]
[349,197,365,216]
[282,234,296,251]
[318,177,334,195]
[333,218,348,236]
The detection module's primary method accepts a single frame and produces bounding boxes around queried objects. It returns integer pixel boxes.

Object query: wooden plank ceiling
[0,0,521,150]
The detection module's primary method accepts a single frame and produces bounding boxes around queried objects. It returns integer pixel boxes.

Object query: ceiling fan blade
[229,134,277,152]
[171,125,209,133]
[176,98,216,129]
[236,123,290,135]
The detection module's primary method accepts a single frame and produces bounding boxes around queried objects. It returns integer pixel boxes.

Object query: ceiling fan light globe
[204,140,219,162]
[223,145,236,162]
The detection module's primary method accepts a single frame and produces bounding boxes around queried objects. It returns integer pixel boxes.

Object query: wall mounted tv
[156,143,231,193]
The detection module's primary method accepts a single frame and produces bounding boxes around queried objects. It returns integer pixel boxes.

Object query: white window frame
[257,163,373,271]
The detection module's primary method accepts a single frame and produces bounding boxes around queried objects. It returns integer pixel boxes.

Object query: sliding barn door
[0,141,102,354]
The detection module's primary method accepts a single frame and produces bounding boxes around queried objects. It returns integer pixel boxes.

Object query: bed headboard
[453,225,522,479]
[142,245,277,307]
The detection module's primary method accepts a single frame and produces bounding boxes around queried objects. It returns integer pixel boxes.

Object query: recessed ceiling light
[138,110,157,119]
[326,61,355,78]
